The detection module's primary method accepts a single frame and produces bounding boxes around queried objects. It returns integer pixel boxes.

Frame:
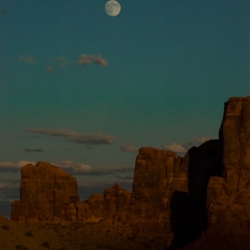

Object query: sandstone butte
[9,95,250,243]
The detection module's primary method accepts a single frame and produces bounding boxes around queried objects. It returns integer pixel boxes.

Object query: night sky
[0,0,249,217]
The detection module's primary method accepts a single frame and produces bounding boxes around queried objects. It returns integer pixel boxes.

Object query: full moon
[105,0,121,17]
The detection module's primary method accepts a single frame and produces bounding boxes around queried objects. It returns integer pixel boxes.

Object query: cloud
[120,143,138,153]
[23,148,43,153]
[0,159,133,177]
[0,161,36,172]
[77,54,108,67]
[85,166,133,176]
[196,136,210,144]
[0,178,21,201]
[18,56,36,64]
[162,136,211,154]
[186,136,211,148]
[49,57,71,68]
[162,143,188,154]
[27,128,116,146]
[55,160,133,176]
[46,65,55,73]
[54,160,92,173]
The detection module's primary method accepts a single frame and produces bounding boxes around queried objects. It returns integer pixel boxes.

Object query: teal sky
[0,0,249,216]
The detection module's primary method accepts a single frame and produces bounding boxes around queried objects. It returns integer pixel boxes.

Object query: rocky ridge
[9,95,250,247]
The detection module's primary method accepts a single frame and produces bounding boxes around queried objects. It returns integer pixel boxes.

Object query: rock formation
[11,162,131,224]
[10,95,250,247]
[126,147,187,229]
[207,96,250,235]
[11,162,79,224]
[104,183,131,222]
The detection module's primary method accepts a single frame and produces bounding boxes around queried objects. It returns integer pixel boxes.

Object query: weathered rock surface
[207,96,250,235]
[126,147,188,228]
[11,162,79,224]
[104,183,131,222]
[11,162,131,224]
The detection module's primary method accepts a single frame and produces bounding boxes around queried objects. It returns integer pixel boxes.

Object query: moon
[105,0,121,17]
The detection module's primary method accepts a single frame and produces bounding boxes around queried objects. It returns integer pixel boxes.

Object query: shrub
[1,224,9,230]
[40,241,50,248]
[25,231,33,237]
[15,245,28,250]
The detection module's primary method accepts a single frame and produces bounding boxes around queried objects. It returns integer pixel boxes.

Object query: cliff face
[126,147,187,228]
[10,95,250,241]
[207,96,250,235]
[11,162,79,224]
[11,162,131,224]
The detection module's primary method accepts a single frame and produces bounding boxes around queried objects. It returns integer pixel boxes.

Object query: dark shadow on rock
[169,191,205,248]
[169,140,224,248]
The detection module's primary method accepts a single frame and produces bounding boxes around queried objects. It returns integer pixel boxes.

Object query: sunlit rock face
[126,147,188,228]
[11,162,131,224]
[207,96,250,235]
[104,183,131,222]
[11,162,79,224]
[76,184,131,223]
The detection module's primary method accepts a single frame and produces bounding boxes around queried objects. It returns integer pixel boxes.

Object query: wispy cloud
[77,54,108,67]
[162,136,211,154]
[0,160,133,176]
[0,178,21,203]
[191,136,210,145]
[85,166,133,176]
[27,128,116,146]
[55,160,133,176]
[23,148,43,153]
[49,57,71,68]
[0,161,36,172]
[162,143,188,154]
[120,143,138,153]
[18,56,36,64]
[46,65,55,73]
[54,160,92,173]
